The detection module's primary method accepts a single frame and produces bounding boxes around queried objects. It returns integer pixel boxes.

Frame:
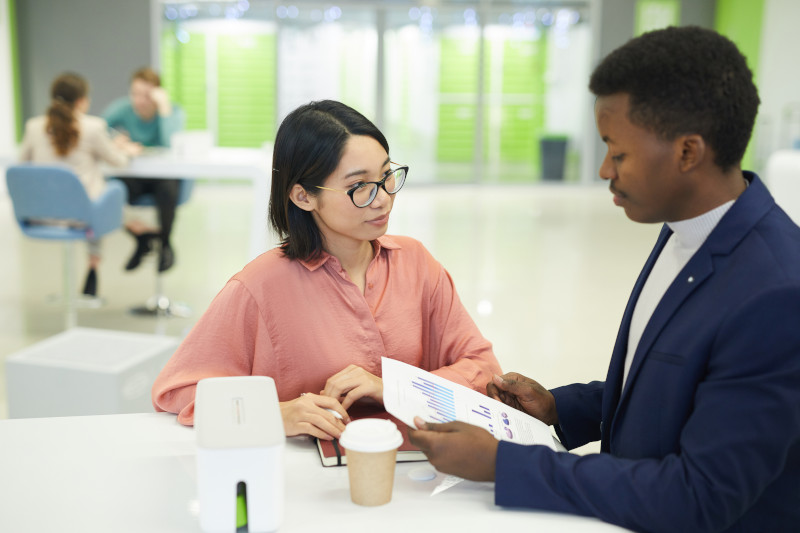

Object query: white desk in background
[766,149,800,225]
[0,413,630,533]
[106,147,275,260]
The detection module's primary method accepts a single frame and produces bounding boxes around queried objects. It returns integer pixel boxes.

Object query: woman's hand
[123,141,143,157]
[321,364,383,410]
[113,134,143,156]
[280,393,349,440]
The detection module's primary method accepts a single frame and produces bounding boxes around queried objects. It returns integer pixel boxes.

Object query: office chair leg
[46,242,102,323]
[129,241,190,318]
[63,242,77,329]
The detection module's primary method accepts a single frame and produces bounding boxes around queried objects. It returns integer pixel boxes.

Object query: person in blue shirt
[103,67,185,272]
[409,26,800,533]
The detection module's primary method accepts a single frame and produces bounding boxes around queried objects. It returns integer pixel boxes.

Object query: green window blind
[437,36,479,162]
[161,29,207,130]
[635,0,680,35]
[217,33,276,148]
[496,37,546,168]
[437,32,548,173]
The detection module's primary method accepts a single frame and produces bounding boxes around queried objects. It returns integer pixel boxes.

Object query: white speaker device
[195,376,285,533]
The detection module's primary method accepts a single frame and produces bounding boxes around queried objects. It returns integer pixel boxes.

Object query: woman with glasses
[152,100,501,439]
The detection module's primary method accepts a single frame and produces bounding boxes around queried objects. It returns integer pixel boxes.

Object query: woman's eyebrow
[343,157,391,179]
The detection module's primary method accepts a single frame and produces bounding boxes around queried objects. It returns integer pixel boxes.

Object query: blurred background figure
[103,67,185,273]
[18,72,141,297]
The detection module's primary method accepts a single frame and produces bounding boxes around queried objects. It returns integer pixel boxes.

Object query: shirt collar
[298,235,402,271]
[666,175,752,250]
[666,200,735,250]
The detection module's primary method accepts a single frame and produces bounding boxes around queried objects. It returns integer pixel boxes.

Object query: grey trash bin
[539,135,568,181]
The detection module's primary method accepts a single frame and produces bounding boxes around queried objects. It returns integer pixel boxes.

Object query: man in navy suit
[409,26,800,532]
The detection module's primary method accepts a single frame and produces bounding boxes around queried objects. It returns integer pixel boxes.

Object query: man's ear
[289,184,315,212]
[677,134,706,172]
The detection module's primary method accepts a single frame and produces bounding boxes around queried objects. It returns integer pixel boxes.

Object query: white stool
[5,327,179,418]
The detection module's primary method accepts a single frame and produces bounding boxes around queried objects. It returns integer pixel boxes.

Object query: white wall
[756,0,800,169]
[16,0,151,123]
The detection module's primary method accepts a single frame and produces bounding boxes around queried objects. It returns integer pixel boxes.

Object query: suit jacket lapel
[603,172,775,446]
[600,224,671,448]
[618,248,713,405]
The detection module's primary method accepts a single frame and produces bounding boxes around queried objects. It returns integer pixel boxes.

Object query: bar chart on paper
[405,373,498,436]
[469,404,495,435]
[382,357,557,450]
[411,376,456,422]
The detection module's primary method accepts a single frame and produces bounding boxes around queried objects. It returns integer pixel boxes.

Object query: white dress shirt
[622,199,738,387]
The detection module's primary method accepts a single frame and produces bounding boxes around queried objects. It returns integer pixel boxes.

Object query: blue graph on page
[411,376,456,422]
[410,376,500,437]
[382,357,556,449]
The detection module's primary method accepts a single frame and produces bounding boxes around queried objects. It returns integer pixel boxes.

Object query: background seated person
[19,72,141,297]
[103,67,184,272]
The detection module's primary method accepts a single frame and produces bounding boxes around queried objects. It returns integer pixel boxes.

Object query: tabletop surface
[0,412,630,532]
[117,147,273,179]
[99,146,276,259]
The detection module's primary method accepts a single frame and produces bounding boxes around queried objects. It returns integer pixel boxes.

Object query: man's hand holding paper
[409,417,499,481]
[487,373,559,426]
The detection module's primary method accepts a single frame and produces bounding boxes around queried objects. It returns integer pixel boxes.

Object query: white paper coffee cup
[339,418,403,506]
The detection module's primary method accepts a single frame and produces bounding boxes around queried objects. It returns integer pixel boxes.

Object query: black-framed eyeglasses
[316,163,408,208]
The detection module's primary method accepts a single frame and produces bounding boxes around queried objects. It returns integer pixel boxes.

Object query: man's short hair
[589,26,760,172]
[130,67,161,87]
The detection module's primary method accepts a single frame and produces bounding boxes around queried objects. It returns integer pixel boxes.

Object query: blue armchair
[6,164,126,328]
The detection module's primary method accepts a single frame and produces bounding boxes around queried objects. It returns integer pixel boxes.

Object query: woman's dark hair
[268,100,389,261]
[589,26,760,172]
[47,72,88,156]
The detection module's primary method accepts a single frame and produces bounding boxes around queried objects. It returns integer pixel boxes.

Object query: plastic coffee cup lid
[339,418,403,453]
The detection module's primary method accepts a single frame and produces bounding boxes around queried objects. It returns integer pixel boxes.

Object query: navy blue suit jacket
[495,173,800,532]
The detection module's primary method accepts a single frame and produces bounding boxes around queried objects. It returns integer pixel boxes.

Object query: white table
[0,413,630,532]
[106,147,275,260]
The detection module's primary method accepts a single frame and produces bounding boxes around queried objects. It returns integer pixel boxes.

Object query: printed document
[382,357,556,450]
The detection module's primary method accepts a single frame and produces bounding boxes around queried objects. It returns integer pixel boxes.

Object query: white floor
[0,181,661,453]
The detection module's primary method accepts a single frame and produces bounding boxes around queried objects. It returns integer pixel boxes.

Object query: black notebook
[316,404,427,467]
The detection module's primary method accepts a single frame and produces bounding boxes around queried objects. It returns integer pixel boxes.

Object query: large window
[156,1,594,183]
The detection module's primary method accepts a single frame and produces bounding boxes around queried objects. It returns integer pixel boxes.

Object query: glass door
[155,1,593,182]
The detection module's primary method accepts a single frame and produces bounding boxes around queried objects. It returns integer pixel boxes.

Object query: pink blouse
[152,235,501,425]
